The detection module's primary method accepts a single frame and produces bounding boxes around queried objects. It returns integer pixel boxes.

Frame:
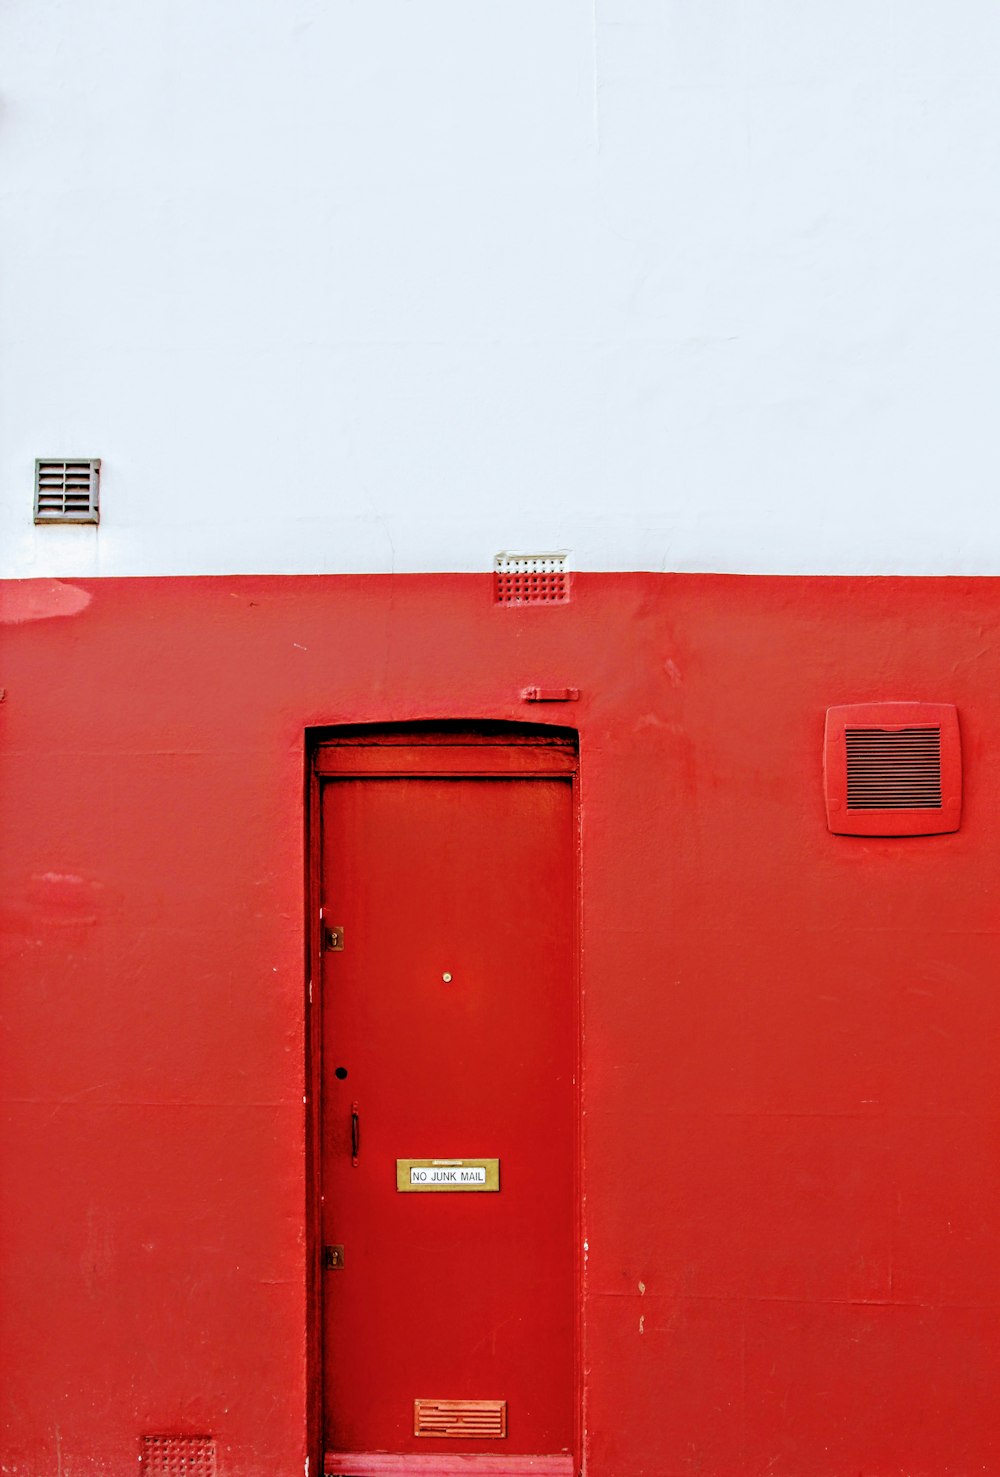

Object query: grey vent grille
[34,459,100,524]
[494,553,568,605]
[141,1437,216,1477]
[845,726,942,810]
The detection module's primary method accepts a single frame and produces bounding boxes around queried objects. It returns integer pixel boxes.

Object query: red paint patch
[0,579,91,624]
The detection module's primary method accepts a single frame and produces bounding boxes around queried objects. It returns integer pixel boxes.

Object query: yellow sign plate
[396,1158,500,1192]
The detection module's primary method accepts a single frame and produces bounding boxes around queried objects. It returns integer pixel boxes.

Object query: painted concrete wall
[3,2,1000,578]
[4,573,1000,1477]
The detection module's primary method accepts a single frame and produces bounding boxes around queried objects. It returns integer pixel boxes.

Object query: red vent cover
[414,1398,507,1439]
[141,1438,216,1477]
[824,703,961,836]
[494,554,569,605]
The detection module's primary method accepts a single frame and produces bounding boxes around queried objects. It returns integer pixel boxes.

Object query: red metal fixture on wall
[824,702,961,835]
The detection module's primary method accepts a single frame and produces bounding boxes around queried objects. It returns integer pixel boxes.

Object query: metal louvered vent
[141,1437,217,1477]
[414,1398,507,1439]
[825,703,961,837]
[34,459,100,524]
[494,553,569,605]
[846,726,942,810]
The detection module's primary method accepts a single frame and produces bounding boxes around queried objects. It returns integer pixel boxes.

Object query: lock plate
[324,1244,345,1270]
[324,925,344,952]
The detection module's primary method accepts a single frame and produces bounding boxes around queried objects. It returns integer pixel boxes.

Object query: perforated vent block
[141,1436,217,1477]
[414,1398,507,1439]
[824,702,961,836]
[494,554,569,605]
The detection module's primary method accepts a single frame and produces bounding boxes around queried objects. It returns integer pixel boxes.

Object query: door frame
[305,722,582,1477]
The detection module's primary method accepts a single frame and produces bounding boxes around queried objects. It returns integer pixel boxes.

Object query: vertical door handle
[351,1102,360,1166]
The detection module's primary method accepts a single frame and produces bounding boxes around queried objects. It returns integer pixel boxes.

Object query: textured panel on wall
[494,553,569,605]
[141,1437,216,1477]
[824,703,961,836]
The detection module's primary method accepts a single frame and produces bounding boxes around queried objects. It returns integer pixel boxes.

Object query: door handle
[351,1101,360,1166]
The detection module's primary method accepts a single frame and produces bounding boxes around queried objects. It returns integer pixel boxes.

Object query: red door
[317,739,577,1476]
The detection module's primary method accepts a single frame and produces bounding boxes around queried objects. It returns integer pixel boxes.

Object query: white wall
[2,1,1000,578]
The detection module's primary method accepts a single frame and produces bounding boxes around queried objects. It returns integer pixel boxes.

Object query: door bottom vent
[414,1398,507,1439]
[141,1437,217,1476]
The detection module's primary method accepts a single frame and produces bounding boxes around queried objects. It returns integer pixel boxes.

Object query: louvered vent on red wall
[414,1398,507,1439]
[824,703,961,836]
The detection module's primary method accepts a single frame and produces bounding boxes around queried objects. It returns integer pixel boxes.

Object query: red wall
[3,572,999,1477]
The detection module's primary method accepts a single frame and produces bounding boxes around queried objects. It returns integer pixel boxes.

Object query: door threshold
[324,1454,574,1476]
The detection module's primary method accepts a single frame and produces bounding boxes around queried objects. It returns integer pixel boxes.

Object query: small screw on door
[324,1244,345,1270]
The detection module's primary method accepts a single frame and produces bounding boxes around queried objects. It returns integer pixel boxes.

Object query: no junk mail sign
[396,1158,500,1192]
